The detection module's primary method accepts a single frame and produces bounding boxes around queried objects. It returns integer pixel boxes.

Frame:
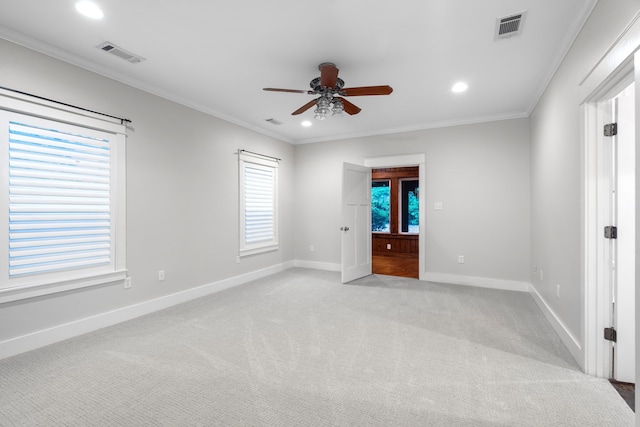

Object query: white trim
[529,283,583,368]
[0,261,294,360]
[0,28,293,145]
[579,12,640,380]
[297,113,529,145]
[422,272,530,292]
[579,10,640,103]
[0,270,127,305]
[0,262,569,362]
[294,259,341,272]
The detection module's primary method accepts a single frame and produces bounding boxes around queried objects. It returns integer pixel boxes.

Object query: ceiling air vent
[97,42,145,64]
[495,11,526,40]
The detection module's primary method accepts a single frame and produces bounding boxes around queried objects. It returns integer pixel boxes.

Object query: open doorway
[371,167,419,278]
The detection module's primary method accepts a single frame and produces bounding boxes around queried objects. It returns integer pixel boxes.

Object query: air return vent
[97,42,145,64]
[495,11,526,40]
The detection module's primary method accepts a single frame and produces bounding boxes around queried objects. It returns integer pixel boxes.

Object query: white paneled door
[341,163,372,283]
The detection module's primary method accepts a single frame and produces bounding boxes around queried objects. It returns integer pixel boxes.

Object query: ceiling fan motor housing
[310,77,345,93]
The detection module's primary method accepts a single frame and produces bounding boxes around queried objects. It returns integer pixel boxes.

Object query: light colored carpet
[0,268,634,426]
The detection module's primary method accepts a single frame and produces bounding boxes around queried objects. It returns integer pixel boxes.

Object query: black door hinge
[604,226,617,239]
[604,123,618,137]
[604,327,617,342]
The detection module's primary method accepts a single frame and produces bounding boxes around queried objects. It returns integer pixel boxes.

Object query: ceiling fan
[263,62,393,120]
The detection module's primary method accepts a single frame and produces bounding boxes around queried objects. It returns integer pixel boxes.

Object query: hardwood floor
[372,253,419,279]
[610,380,635,411]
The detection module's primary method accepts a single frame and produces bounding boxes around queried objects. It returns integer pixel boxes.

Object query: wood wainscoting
[372,233,418,255]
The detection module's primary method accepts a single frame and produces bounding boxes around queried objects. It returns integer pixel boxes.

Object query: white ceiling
[0,0,597,144]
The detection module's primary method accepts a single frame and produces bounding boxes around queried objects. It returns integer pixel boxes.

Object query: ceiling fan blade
[320,63,339,88]
[335,97,361,115]
[340,85,393,96]
[263,87,308,94]
[292,98,318,115]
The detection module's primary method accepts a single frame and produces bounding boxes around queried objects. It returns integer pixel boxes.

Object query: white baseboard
[0,261,295,360]
[528,283,583,368]
[294,259,341,272]
[422,272,530,292]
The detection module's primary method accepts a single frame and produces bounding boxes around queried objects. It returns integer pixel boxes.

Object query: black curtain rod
[238,149,281,162]
[0,85,131,124]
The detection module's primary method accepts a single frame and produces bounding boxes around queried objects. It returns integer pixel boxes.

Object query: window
[371,168,419,234]
[0,94,126,302]
[238,151,278,255]
[400,179,419,233]
[371,180,390,232]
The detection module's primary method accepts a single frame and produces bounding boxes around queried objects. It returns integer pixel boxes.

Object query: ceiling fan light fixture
[314,96,331,120]
[314,108,329,120]
[332,99,344,116]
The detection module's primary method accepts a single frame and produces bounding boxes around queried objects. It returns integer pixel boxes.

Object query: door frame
[579,14,640,382]
[365,154,426,281]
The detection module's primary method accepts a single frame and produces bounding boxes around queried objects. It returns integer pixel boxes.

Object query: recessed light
[452,82,468,93]
[75,1,104,19]
[301,121,312,127]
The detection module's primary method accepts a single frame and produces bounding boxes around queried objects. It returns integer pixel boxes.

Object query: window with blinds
[0,96,126,301]
[238,151,278,255]
[8,121,112,277]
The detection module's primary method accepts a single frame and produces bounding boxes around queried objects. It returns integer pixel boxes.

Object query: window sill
[0,270,127,305]
[239,244,279,257]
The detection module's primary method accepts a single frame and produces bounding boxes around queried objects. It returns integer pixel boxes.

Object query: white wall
[0,39,295,347]
[294,119,531,288]
[529,0,640,363]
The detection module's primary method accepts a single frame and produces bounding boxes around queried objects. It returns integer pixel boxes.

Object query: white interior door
[341,162,371,283]
[613,82,635,383]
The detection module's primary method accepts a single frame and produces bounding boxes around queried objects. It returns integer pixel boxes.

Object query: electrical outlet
[540,270,544,281]
[158,270,165,282]
[533,264,537,273]
[556,284,561,298]
[124,277,132,289]
[387,243,391,250]
[434,202,443,210]
[458,255,464,264]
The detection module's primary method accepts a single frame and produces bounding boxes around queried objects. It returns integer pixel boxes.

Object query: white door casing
[589,82,636,382]
[578,13,640,393]
[613,82,636,383]
[341,162,372,283]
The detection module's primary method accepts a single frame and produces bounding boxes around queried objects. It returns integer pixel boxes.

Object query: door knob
[340,226,350,232]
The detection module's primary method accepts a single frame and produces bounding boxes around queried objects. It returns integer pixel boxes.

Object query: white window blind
[239,151,278,255]
[8,121,112,277]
